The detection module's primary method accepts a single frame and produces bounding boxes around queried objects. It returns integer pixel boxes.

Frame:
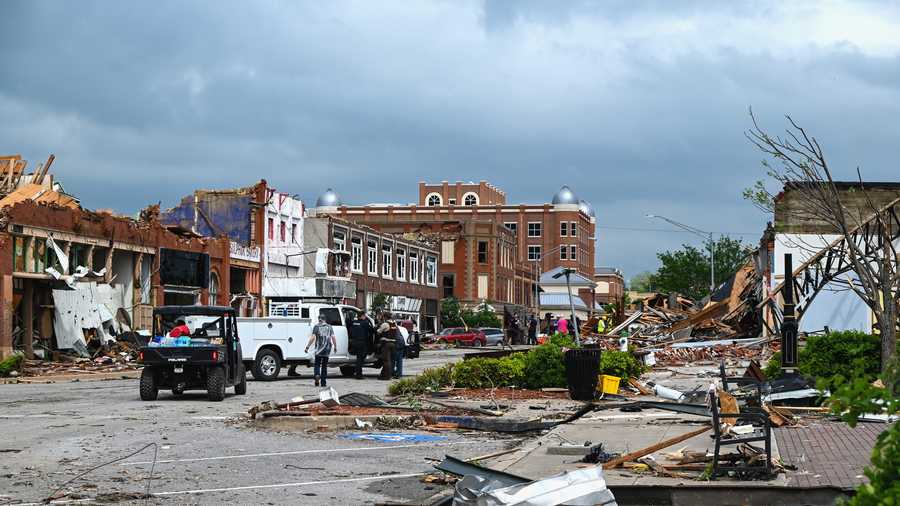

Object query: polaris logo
[167,358,188,363]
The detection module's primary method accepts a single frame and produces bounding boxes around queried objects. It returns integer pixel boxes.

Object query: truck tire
[234,364,247,395]
[340,366,356,378]
[207,366,226,401]
[252,349,281,381]
[140,368,158,401]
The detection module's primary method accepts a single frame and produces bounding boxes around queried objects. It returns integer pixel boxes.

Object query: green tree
[629,271,657,292]
[440,297,464,328]
[370,293,391,320]
[654,236,751,300]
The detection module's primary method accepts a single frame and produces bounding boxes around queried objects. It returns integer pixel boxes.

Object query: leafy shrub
[599,350,645,380]
[828,361,900,506]
[388,364,454,395]
[523,343,568,389]
[763,352,783,380]
[547,333,577,348]
[452,354,527,388]
[800,331,880,387]
[0,353,23,377]
[764,332,880,385]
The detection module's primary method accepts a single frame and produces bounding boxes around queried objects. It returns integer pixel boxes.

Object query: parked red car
[434,327,487,347]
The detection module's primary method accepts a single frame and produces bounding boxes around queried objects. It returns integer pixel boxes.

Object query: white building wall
[773,233,872,333]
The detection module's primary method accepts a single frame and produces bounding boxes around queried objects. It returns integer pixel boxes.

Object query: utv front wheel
[140,368,158,401]
[207,366,226,402]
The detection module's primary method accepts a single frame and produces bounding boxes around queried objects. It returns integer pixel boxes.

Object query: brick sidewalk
[775,420,888,490]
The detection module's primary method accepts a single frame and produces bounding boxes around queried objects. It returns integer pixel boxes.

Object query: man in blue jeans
[391,321,407,379]
[305,314,336,387]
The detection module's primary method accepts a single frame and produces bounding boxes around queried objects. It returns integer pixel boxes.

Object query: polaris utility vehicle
[138,306,247,401]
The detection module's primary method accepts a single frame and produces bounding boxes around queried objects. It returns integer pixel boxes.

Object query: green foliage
[653,236,751,300]
[763,352,783,380]
[742,179,775,214]
[440,297,464,328]
[800,331,881,388]
[452,355,527,388]
[370,293,391,320]
[463,303,502,329]
[388,364,454,396]
[547,333,577,348]
[0,353,23,377]
[827,360,900,506]
[440,297,502,329]
[599,350,645,381]
[522,343,568,389]
[628,271,657,292]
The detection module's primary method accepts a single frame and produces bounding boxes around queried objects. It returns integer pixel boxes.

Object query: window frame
[426,193,443,207]
[409,251,419,283]
[333,229,346,252]
[462,192,479,206]
[527,245,541,261]
[396,247,406,281]
[570,222,577,237]
[381,243,393,278]
[570,245,577,261]
[560,246,568,260]
[504,222,518,235]
[560,221,568,237]
[351,237,363,273]
[425,256,437,286]
[527,222,542,237]
[367,240,378,275]
[477,241,488,264]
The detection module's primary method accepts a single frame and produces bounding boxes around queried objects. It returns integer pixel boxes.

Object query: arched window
[463,192,479,206]
[426,193,443,207]
[209,272,219,305]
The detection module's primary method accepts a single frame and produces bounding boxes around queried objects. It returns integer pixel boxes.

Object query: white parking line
[122,440,483,466]
[153,472,424,496]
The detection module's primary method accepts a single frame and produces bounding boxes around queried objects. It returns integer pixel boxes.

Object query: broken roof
[0,183,79,210]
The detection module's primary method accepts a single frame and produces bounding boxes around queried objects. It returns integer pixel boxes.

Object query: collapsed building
[0,154,229,360]
[159,181,443,330]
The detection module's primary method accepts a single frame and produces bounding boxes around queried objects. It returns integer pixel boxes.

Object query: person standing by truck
[391,321,406,378]
[305,314,337,387]
[348,311,374,379]
[377,321,395,380]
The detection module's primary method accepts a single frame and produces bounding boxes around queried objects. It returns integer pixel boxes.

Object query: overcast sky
[3,1,899,280]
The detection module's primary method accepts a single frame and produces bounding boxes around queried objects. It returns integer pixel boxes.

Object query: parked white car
[236,302,407,381]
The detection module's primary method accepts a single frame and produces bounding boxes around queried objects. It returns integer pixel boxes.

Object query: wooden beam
[602,425,712,469]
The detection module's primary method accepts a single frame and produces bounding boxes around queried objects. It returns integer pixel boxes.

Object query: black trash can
[565,348,602,401]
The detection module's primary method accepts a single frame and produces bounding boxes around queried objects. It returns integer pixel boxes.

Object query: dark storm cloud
[2,0,900,279]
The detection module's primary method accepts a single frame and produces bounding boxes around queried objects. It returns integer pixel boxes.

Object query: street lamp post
[552,267,581,345]
[645,214,716,294]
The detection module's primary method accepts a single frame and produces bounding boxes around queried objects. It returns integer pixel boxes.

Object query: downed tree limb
[602,425,712,469]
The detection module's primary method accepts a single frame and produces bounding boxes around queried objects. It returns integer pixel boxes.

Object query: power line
[596,225,760,236]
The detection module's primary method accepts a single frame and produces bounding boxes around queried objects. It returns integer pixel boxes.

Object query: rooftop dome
[578,199,595,217]
[316,188,342,207]
[551,185,578,205]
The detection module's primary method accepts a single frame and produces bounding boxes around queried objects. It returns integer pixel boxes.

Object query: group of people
[305,311,411,387]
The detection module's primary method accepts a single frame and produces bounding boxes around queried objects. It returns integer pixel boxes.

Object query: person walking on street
[377,322,395,380]
[527,315,537,345]
[557,317,569,336]
[391,321,406,378]
[348,312,374,379]
[305,314,336,387]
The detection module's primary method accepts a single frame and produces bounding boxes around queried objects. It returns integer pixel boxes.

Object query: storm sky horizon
[3,0,899,281]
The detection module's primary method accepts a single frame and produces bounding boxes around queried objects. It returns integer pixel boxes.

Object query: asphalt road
[0,348,513,505]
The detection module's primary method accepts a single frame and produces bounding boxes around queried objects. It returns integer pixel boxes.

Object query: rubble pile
[19,342,140,377]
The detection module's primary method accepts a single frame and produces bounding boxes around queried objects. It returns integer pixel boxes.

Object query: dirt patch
[439,388,570,400]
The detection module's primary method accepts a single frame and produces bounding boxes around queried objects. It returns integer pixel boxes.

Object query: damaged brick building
[0,155,229,359]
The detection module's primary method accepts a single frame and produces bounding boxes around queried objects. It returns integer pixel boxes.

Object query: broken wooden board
[602,425,712,469]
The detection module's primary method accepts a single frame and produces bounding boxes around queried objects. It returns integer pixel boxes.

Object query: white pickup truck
[237,302,408,381]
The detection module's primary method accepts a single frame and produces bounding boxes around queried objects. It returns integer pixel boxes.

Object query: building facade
[593,267,625,307]
[416,181,596,277]
[313,214,442,332]
[762,182,900,333]
[0,178,228,359]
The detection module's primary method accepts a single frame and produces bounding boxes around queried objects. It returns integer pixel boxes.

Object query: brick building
[161,183,442,329]
[593,267,625,307]
[0,170,229,360]
[311,212,442,332]
[316,181,596,316]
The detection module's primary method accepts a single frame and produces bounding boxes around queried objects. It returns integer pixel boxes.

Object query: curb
[0,370,141,385]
